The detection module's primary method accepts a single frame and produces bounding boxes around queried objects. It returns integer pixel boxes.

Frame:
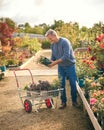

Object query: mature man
[45,29,79,109]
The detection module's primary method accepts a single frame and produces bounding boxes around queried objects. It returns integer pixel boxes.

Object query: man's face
[46,34,57,43]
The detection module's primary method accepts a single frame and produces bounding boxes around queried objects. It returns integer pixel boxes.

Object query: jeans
[58,64,77,103]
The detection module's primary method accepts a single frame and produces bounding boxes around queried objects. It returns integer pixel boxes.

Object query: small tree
[0,21,14,46]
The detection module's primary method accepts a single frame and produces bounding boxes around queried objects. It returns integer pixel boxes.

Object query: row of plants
[0,19,104,70]
[76,33,104,128]
[0,20,45,72]
[24,78,61,92]
[0,36,42,69]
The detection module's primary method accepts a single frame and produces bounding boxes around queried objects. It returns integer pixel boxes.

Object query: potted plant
[76,59,86,87]
[0,56,7,72]
[38,56,51,66]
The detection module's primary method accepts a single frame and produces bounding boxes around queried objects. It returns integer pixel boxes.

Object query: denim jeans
[58,64,77,103]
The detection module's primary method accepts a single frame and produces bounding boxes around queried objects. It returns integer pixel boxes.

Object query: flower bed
[76,83,102,130]
[75,42,104,129]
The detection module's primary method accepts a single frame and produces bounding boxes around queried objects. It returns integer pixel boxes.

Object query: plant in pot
[37,55,52,66]
[76,59,86,87]
[7,59,19,67]
[0,56,7,72]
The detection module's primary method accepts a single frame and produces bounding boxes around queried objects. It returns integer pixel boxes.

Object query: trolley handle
[13,68,34,88]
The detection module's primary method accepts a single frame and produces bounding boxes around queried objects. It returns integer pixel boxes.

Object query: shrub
[41,39,51,49]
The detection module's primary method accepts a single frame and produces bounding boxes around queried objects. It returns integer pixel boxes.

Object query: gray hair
[45,29,57,37]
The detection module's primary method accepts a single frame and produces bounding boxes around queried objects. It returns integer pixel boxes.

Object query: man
[45,29,79,109]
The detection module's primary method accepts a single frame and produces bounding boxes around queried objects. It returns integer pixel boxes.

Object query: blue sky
[0,0,104,27]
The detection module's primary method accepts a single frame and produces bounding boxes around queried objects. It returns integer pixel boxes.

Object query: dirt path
[0,50,94,130]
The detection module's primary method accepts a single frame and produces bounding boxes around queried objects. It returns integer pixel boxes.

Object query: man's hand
[48,59,63,67]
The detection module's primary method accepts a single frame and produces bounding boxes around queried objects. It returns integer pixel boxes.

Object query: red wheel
[45,98,54,108]
[24,99,32,113]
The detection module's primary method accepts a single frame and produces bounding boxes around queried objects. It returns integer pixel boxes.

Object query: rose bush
[88,33,104,71]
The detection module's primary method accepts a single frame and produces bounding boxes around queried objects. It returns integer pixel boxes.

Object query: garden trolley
[14,68,63,113]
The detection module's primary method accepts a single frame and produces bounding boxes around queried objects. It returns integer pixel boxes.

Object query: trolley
[14,68,63,113]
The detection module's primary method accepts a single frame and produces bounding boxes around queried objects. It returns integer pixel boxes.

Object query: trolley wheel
[24,99,32,113]
[45,98,54,108]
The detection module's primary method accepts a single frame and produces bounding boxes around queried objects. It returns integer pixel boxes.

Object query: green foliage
[0,55,8,66]
[3,17,103,51]
[20,36,41,54]
[32,26,44,34]
[0,59,7,66]
[38,56,51,66]
[7,59,19,66]
[5,17,16,29]
[28,39,41,54]
[41,39,51,49]
[51,78,61,88]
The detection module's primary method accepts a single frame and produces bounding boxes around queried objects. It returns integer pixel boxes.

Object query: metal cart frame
[14,68,63,113]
